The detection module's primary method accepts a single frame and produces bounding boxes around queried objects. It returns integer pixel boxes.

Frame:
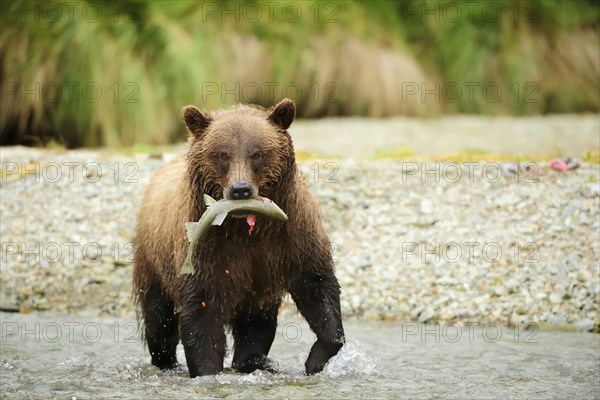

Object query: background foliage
[1,0,598,147]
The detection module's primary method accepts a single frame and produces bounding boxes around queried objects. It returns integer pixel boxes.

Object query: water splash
[323,341,377,377]
[214,370,275,385]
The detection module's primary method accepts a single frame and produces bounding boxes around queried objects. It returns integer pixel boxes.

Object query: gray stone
[575,318,595,332]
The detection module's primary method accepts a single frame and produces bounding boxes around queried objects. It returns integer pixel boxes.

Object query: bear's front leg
[231,301,280,373]
[179,300,226,378]
[290,268,345,374]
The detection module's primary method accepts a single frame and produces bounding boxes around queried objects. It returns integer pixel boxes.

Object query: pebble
[494,193,521,206]
[420,199,433,214]
[549,290,566,304]
[418,308,436,323]
[575,318,595,332]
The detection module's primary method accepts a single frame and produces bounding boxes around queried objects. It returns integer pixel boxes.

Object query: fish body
[179,195,288,275]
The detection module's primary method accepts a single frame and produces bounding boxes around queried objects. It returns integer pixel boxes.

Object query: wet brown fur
[133,100,333,326]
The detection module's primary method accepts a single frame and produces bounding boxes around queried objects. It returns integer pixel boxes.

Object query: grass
[1,0,598,147]
[112,144,161,156]
[582,150,600,164]
[369,146,600,163]
[370,146,417,161]
[294,149,341,162]
[535,320,595,333]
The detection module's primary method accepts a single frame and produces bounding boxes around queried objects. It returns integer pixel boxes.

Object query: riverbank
[1,142,598,331]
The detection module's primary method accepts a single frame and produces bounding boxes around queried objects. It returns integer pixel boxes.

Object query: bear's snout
[229,180,254,200]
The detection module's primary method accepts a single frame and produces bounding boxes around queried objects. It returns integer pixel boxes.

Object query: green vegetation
[582,150,600,164]
[1,0,598,147]
[371,145,417,160]
[369,146,600,163]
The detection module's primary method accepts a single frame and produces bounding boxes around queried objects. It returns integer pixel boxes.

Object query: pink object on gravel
[549,157,580,172]
[549,159,568,171]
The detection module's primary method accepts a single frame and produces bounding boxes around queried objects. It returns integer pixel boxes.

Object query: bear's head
[183,99,296,203]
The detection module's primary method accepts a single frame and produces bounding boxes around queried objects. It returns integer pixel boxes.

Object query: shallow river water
[1,313,598,399]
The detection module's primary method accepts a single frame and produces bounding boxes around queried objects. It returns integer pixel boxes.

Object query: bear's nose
[230,181,254,200]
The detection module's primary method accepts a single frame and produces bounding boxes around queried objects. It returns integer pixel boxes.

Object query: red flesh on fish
[247,214,256,235]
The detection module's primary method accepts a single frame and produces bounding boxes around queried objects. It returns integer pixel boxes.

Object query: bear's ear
[267,98,295,130]
[182,105,211,138]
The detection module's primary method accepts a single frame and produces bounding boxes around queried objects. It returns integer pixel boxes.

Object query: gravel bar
[1,146,598,332]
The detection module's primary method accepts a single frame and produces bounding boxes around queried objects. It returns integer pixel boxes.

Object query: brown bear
[133,99,345,378]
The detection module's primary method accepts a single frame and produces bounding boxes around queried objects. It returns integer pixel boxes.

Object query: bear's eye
[250,152,262,161]
[218,152,230,161]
